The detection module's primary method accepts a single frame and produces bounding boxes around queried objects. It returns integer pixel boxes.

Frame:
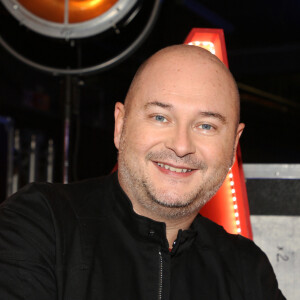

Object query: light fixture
[2,0,138,39]
[0,0,161,74]
[187,41,216,54]
[0,0,161,184]
[17,0,118,23]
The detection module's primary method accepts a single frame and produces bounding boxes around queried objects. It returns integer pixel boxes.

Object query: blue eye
[155,115,167,122]
[200,124,212,130]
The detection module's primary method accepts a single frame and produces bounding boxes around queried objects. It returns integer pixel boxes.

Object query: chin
[154,192,195,208]
[143,187,205,218]
[148,198,204,220]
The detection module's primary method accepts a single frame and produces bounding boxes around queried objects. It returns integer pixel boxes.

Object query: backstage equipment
[0,0,161,183]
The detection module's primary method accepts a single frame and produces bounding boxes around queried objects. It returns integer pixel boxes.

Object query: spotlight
[2,0,138,39]
[0,0,161,74]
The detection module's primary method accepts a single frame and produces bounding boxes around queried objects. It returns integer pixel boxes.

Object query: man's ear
[114,102,125,150]
[235,123,245,149]
[231,123,245,167]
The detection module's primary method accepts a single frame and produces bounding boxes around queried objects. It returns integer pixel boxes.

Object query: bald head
[124,44,240,125]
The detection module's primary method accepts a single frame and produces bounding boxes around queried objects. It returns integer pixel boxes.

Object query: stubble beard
[117,132,232,220]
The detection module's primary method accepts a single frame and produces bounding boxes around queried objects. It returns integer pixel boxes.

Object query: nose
[165,126,196,157]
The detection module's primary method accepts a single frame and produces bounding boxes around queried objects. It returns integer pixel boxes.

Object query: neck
[117,172,198,247]
[164,215,197,247]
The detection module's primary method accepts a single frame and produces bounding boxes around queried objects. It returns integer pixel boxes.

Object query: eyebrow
[144,101,173,110]
[144,101,227,124]
[198,111,227,124]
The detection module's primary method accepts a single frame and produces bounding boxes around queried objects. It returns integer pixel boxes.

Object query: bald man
[0,45,285,299]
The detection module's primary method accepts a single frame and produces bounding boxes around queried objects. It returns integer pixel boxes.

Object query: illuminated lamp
[185,28,228,67]
[0,0,161,74]
[17,0,119,23]
[184,28,252,239]
[2,0,138,39]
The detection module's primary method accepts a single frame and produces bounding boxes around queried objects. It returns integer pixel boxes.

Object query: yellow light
[71,0,104,9]
[18,0,118,23]
[188,41,216,55]
[229,171,241,234]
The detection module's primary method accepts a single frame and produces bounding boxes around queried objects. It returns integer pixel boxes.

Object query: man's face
[114,51,244,220]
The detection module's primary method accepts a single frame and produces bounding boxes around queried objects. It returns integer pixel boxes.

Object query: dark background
[0,0,300,184]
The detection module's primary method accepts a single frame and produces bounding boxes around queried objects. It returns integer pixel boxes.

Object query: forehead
[131,53,238,116]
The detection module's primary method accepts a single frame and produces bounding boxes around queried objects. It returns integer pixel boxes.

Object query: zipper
[158,251,163,300]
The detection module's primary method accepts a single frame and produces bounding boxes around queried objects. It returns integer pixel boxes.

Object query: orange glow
[184,28,252,240]
[187,41,216,54]
[184,28,229,67]
[18,0,118,23]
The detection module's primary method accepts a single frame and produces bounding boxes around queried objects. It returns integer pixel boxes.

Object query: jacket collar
[74,173,226,254]
[111,172,199,254]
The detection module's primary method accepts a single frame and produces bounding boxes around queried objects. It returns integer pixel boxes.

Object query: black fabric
[0,173,285,300]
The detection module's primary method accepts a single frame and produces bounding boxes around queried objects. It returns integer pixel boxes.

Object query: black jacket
[0,173,285,299]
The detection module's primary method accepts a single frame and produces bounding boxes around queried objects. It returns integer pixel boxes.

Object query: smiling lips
[155,162,195,176]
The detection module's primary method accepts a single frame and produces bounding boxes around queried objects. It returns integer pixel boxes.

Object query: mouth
[155,162,194,173]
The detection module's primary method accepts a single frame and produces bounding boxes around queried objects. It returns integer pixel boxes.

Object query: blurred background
[0,1,299,297]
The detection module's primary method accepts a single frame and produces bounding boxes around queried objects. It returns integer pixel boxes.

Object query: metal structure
[0,0,161,74]
[243,164,300,179]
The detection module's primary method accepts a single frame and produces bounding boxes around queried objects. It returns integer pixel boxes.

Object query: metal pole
[63,75,71,183]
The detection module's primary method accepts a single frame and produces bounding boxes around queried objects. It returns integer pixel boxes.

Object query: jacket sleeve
[0,184,57,299]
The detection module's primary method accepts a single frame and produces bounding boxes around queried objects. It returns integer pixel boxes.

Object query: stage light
[17,0,118,24]
[187,41,215,54]
[184,28,229,67]
[2,0,139,39]
[0,0,161,74]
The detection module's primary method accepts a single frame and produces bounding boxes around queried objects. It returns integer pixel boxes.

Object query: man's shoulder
[195,216,285,297]
[1,174,116,219]
[197,215,281,288]
[195,215,266,262]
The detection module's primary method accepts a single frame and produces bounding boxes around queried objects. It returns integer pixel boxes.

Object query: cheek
[195,138,233,166]
[122,126,161,158]
[127,121,164,151]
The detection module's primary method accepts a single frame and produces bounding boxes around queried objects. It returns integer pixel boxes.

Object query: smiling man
[115,45,244,245]
[0,45,285,299]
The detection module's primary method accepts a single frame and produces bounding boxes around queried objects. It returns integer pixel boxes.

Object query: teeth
[157,163,192,173]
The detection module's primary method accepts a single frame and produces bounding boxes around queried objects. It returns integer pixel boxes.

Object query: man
[0,45,285,299]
